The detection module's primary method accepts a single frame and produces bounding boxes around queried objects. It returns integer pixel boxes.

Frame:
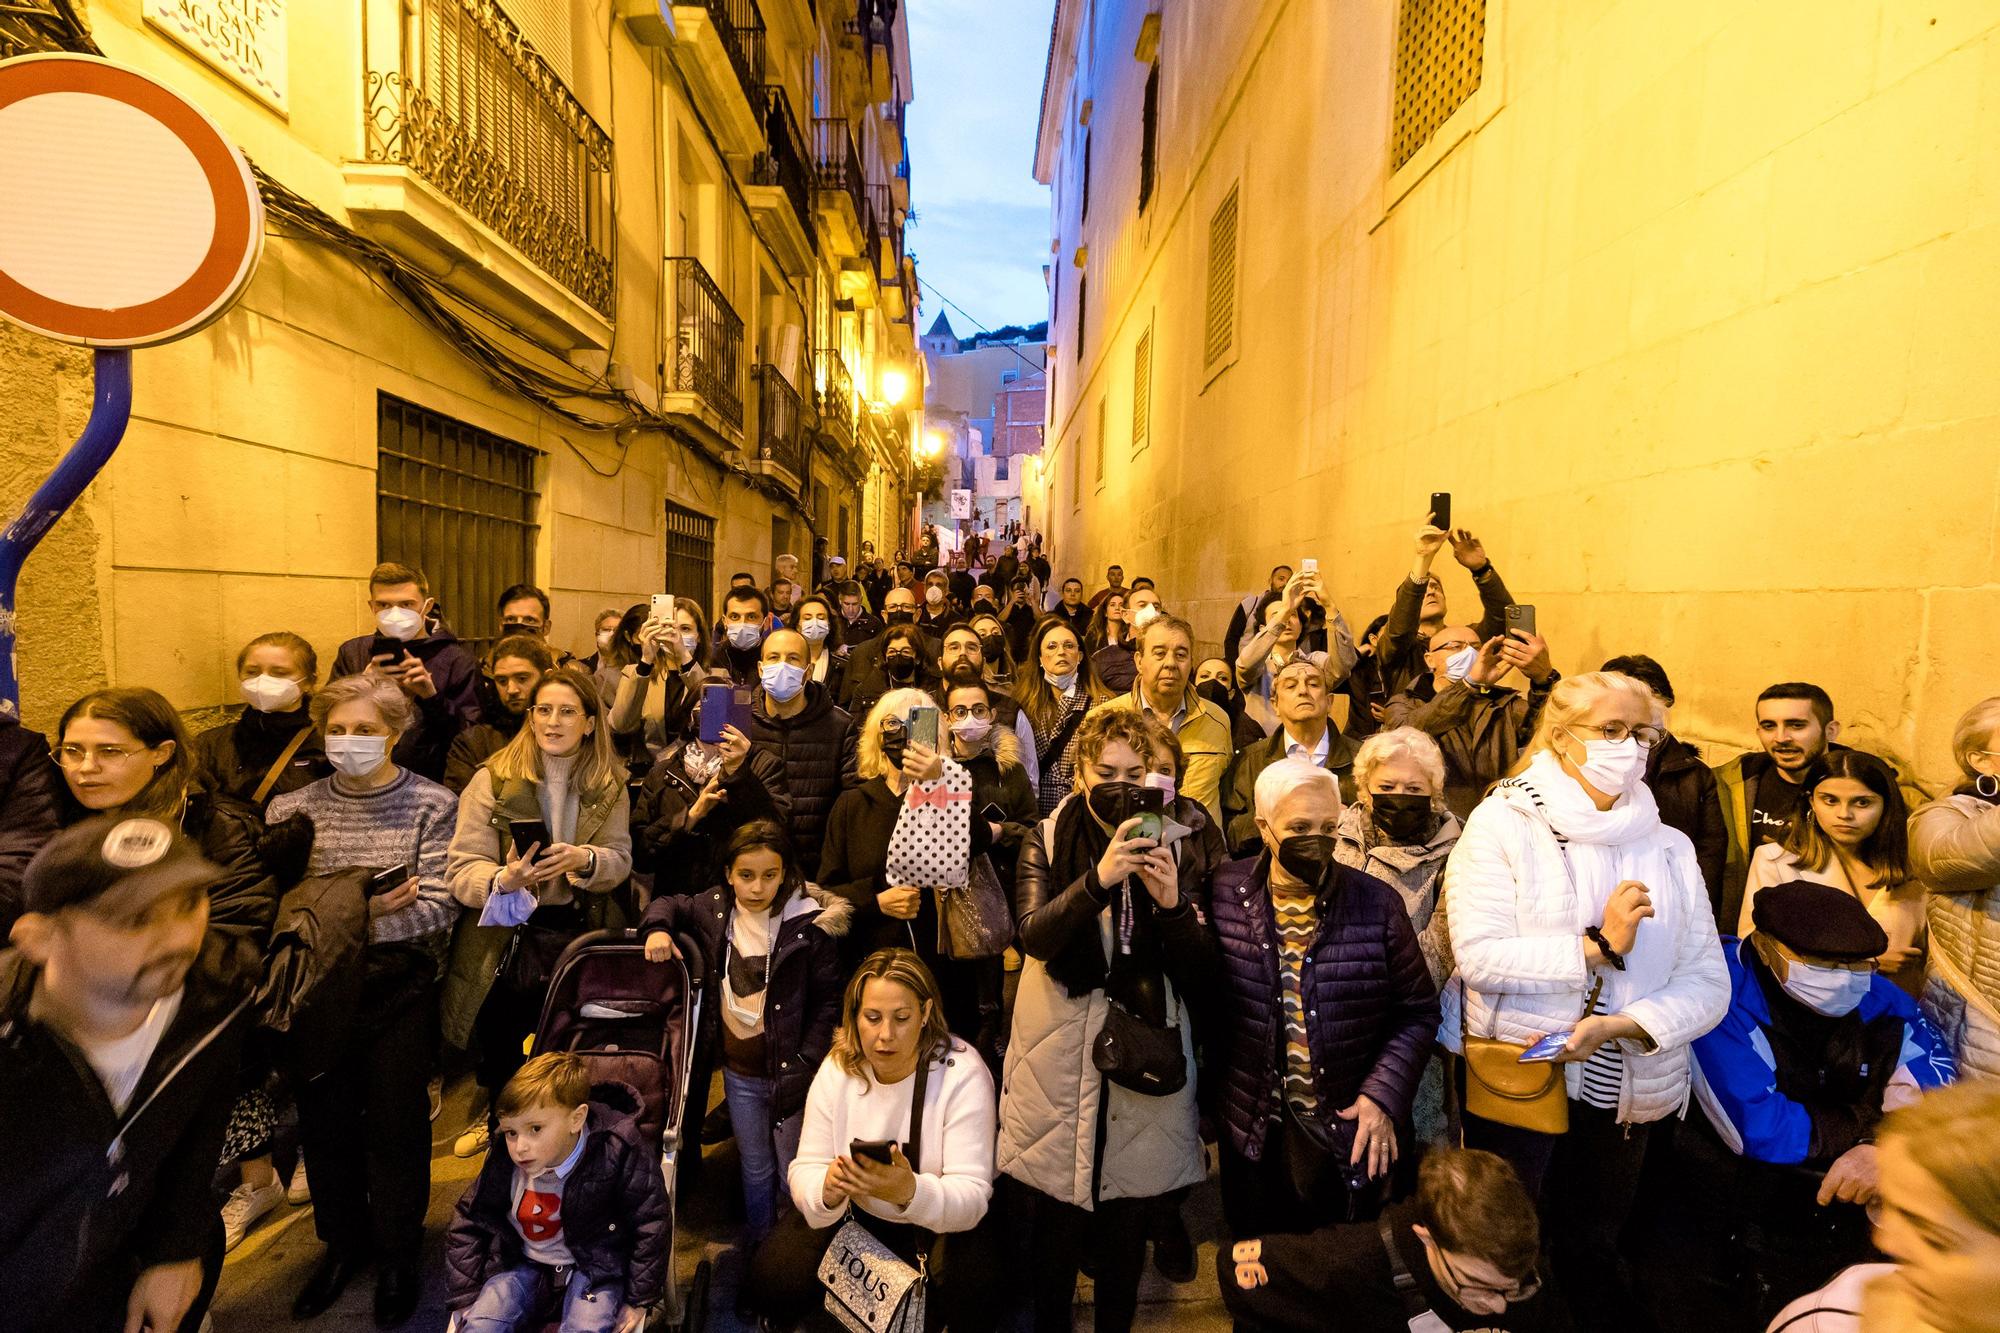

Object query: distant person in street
[917,568,961,636]
[1222,656,1361,856]
[575,606,624,677]
[495,582,556,645]
[1372,515,1518,701]
[1050,577,1092,636]
[330,561,484,783]
[192,630,333,810]
[1088,563,1127,610]
[444,635,554,794]
[836,580,883,650]
[1714,681,1846,932]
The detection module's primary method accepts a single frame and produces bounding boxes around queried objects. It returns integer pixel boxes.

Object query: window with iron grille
[664,499,717,613]
[1139,63,1160,212]
[1132,324,1152,452]
[1094,395,1107,485]
[376,394,542,656]
[1203,185,1240,371]
[1392,0,1486,172]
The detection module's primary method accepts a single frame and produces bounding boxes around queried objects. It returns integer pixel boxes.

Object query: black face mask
[1369,793,1435,845]
[1086,781,1144,831]
[499,620,540,639]
[978,633,1007,661]
[1275,833,1337,886]
[883,655,918,682]
[884,608,915,626]
[881,736,908,769]
[1195,680,1233,710]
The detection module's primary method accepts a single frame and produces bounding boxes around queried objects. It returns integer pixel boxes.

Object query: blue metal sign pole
[0,347,132,718]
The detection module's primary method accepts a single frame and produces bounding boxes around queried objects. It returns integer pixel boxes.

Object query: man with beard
[1714,682,1844,932]
[445,636,555,793]
[2,816,258,1333]
[1090,613,1233,824]
[939,624,1041,788]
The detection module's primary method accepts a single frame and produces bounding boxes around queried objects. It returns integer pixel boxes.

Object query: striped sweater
[268,768,461,951]
[1269,878,1319,1112]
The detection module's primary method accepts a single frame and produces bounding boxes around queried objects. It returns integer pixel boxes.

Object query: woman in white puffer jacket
[1443,670,1727,1327]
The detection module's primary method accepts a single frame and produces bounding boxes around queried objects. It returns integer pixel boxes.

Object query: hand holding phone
[1504,603,1537,640]
[850,1138,897,1166]
[1129,786,1166,842]
[367,863,412,898]
[699,683,733,744]
[1428,491,1452,532]
[1517,1031,1572,1064]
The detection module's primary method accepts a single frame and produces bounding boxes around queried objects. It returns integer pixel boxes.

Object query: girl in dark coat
[642,820,849,1245]
[191,631,333,810]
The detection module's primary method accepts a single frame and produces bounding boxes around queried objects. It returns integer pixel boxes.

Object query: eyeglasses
[1567,721,1666,749]
[947,705,992,721]
[1433,1247,1540,1303]
[55,743,149,768]
[531,704,585,722]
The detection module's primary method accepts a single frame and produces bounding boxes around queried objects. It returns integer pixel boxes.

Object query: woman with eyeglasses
[818,689,997,1042]
[442,667,633,1153]
[1909,696,2000,1081]
[1443,671,1727,1331]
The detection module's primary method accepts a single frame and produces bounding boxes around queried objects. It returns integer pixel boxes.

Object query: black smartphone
[367,863,410,897]
[699,682,732,744]
[979,801,1008,826]
[368,634,406,663]
[1429,491,1452,532]
[850,1138,896,1165]
[1504,604,1537,640]
[508,819,551,858]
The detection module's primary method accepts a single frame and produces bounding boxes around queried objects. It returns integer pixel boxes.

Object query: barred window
[1393,0,1487,172]
[376,394,541,655]
[664,500,716,612]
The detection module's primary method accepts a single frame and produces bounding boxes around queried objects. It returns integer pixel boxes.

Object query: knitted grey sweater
[268,768,461,948]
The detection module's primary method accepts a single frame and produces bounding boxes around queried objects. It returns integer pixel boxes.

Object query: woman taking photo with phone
[265,674,460,1323]
[746,949,1003,1332]
[1445,670,1727,1331]
[819,689,997,1041]
[443,667,633,1155]
[1015,615,1114,818]
[998,709,1214,1333]
[608,597,713,766]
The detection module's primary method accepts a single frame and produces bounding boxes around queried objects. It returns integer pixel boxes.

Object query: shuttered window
[1392,0,1487,171]
[1094,395,1107,484]
[376,394,541,655]
[495,0,576,88]
[1132,324,1153,452]
[1203,185,1240,370]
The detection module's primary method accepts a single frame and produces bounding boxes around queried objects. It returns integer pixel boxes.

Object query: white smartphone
[1301,558,1319,574]
[650,593,676,624]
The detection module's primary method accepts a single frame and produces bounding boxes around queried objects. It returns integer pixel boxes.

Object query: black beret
[1751,880,1888,963]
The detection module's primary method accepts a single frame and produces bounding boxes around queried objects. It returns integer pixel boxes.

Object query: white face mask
[239,674,302,713]
[925,586,945,607]
[375,606,424,641]
[1443,645,1478,681]
[596,630,615,652]
[725,622,763,651]
[760,661,806,703]
[681,631,702,659]
[1780,961,1874,1017]
[798,617,831,644]
[325,733,391,778]
[1567,733,1647,795]
[1130,604,1161,630]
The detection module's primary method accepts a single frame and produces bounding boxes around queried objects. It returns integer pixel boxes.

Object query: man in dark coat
[330,561,483,782]
[0,713,61,938]
[1204,759,1440,1240]
[445,635,554,793]
[1222,658,1361,857]
[837,585,935,711]
[1372,521,1516,701]
[835,581,884,652]
[1,817,258,1333]
[1602,655,1729,909]
[752,631,858,874]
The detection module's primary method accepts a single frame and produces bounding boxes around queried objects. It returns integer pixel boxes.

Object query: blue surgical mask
[1780,961,1874,1017]
[681,631,702,659]
[798,617,831,644]
[1444,645,1478,681]
[1045,669,1078,692]
[725,622,763,651]
[760,661,806,703]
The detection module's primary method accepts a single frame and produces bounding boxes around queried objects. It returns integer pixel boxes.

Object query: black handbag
[1280,1103,1379,1220]
[1092,997,1187,1096]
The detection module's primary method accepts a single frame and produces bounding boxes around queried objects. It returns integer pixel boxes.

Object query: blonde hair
[1354,726,1447,810]
[829,949,951,1081]
[1880,1080,2000,1232]
[1950,697,2000,781]
[485,667,623,803]
[496,1051,591,1118]
[856,688,939,780]
[1069,707,1166,786]
[1517,671,1657,772]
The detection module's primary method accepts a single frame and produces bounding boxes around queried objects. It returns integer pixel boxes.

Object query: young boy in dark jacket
[445,1052,668,1332]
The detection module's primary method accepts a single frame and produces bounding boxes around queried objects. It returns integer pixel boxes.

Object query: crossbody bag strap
[251,725,313,806]
[904,1049,932,1172]
[1378,1221,1433,1321]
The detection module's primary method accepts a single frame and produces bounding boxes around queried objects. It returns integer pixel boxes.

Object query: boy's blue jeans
[723,1069,803,1243]
[460,1264,624,1333]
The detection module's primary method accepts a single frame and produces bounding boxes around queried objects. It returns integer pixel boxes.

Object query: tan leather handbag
[1461,977,1602,1135]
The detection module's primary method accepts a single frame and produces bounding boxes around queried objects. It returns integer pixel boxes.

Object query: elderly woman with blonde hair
[1445,669,1727,1327]
[1910,695,2000,1081]
[819,687,997,1040]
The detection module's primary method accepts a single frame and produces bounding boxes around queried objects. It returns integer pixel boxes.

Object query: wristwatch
[581,848,599,881]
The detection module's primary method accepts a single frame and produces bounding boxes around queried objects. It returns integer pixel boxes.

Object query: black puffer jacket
[190,706,331,809]
[0,930,258,1332]
[0,718,60,938]
[750,683,856,871]
[1646,733,1728,913]
[179,788,285,950]
[444,1082,669,1309]
[632,740,790,898]
[639,885,849,1117]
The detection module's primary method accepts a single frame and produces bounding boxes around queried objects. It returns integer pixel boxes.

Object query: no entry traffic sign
[0,53,264,347]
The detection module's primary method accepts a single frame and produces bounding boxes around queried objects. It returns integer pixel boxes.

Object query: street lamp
[922,430,945,459]
[880,367,909,406]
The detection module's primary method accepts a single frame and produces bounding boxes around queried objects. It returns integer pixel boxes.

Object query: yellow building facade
[1032,0,2000,791]
[0,0,920,730]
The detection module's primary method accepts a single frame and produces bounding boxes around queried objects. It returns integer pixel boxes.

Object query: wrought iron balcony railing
[817,347,856,449]
[754,364,806,481]
[752,86,816,249]
[364,0,615,315]
[704,0,767,111]
[812,118,868,233]
[667,257,745,428]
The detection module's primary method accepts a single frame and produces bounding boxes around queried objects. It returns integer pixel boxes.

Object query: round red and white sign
[0,53,263,348]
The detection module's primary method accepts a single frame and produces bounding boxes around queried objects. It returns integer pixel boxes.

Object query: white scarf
[722,902,774,1037]
[1515,751,1685,1018]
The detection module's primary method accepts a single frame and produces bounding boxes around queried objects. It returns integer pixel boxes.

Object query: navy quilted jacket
[1206,853,1441,1160]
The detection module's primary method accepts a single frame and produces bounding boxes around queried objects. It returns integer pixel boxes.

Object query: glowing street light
[879,367,909,406]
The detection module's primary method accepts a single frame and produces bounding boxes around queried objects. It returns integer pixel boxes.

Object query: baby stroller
[529,926,710,1333]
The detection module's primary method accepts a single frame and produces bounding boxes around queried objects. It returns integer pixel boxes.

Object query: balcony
[844,0,897,105]
[621,0,766,156]
[816,347,856,453]
[753,364,807,489]
[812,117,869,257]
[746,86,816,275]
[352,0,615,349]
[664,257,745,436]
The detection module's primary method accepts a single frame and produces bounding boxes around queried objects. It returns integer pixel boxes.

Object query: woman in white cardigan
[747,948,1003,1332]
[1444,670,1727,1328]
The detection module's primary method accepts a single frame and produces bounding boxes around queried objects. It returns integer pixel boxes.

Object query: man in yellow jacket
[1090,612,1234,825]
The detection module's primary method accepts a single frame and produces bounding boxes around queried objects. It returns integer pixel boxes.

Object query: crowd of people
[5,515,2000,1333]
